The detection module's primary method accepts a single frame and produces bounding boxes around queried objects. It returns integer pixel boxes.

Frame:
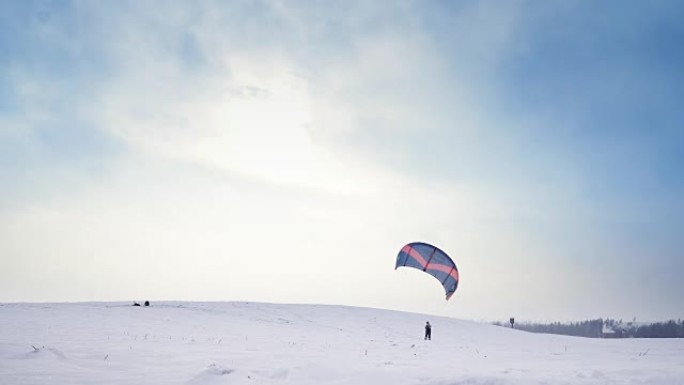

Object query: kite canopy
[395,242,459,300]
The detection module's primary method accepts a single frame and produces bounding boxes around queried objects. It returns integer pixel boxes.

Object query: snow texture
[1,302,683,384]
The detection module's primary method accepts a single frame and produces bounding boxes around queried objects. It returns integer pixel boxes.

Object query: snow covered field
[1,302,683,385]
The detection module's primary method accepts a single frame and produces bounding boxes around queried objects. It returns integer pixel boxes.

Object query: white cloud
[1,1,545,317]
[6,1,677,321]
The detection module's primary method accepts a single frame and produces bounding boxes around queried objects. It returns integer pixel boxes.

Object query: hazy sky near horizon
[2,0,683,322]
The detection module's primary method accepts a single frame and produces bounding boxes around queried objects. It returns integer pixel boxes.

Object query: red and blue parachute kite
[395,242,459,300]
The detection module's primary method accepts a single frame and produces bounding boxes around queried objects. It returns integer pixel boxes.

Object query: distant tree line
[496,319,604,338]
[493,318,684,338]
[604,319,684,338]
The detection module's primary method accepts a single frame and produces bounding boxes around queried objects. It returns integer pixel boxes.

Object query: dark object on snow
[144,301,150,307]
[133,302,141,306]
[510,317,515,328]
[424,321,432,340]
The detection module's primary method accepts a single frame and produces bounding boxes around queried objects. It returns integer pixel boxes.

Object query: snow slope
[1,302,683,384]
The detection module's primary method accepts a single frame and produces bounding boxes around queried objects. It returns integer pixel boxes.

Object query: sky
[1,0,683,323]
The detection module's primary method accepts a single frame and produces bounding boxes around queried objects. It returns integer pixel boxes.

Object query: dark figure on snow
[424,321,432,340]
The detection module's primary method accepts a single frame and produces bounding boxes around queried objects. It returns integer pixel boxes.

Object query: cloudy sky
[2,0,683,322]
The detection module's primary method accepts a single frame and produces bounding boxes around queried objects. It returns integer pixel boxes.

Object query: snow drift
[1,302,683,384]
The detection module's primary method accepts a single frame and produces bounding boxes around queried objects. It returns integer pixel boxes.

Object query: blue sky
[1,0,683,322]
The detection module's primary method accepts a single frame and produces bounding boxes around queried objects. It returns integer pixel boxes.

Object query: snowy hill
[1,302,683,384]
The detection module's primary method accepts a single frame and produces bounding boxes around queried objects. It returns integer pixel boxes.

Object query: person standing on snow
[424,321,432,340]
